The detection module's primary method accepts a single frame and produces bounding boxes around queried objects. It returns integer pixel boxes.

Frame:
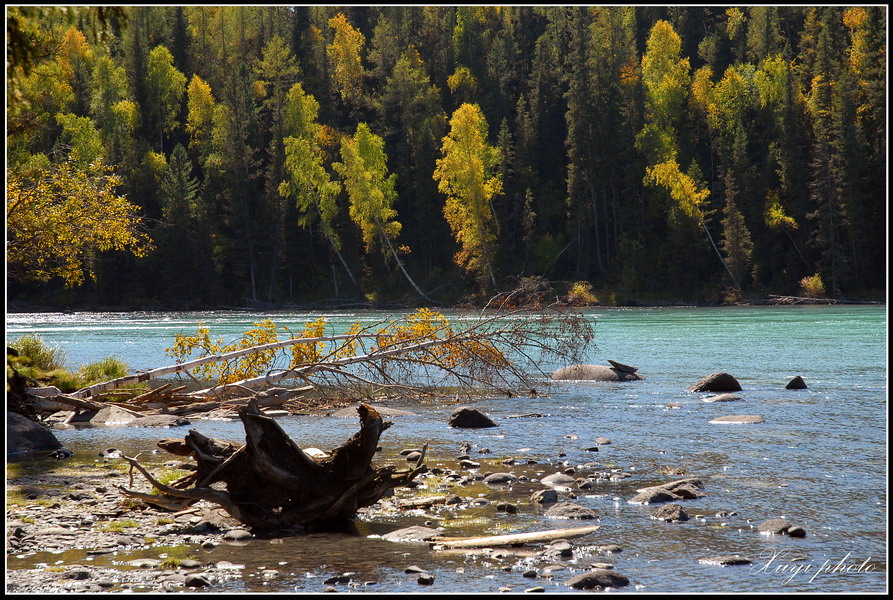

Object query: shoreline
[6,295,884,315]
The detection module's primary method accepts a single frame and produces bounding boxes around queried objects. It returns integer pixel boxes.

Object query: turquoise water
[6,306,888,592]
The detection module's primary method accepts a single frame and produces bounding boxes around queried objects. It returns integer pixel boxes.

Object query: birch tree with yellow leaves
[433,103,502,292]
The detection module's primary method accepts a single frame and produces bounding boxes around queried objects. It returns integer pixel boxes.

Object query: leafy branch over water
[161,307,596,399]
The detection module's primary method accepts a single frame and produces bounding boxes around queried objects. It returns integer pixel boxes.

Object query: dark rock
[324,574,351,585]
[637,477,705,494]
[786,526,807,538]
[688,372,742,392]
[405,452,423,462]
[552,364,643,382]
[627,489,680,505]
[459,459,480,469]
[7,412,62,453]
[566,569,630,590]
[757,518,793,534]
[785,376,808,390]
[544,502,599,519]
[417,574,435,585]
[530,489,559,504]
[607,359,638,373]
[651,503,689,522]
[67,569,92,580]
[671,484,707,499]
[699,555,752,566]
[448,407,498,428]
[185,574,211,588]
[496,502,519,514]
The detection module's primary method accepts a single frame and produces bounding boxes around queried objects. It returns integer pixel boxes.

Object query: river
[6,305,888,593]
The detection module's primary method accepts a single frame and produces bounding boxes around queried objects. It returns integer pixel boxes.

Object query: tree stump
[120,400,425,531]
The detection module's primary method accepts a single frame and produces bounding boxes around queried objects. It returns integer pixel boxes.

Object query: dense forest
[6,6,887,309]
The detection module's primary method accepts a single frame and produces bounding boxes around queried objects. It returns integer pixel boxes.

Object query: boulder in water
[448,407,498,428]
[785,376,808,390]
[7,412,62,454]
[687,372,742,392]
[552,364,644,382]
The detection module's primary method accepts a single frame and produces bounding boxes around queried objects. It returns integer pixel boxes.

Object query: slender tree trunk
[378,226,436,303]
[702,221,739,289]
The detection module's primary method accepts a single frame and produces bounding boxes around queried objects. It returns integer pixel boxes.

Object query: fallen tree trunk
[120,400,425,530]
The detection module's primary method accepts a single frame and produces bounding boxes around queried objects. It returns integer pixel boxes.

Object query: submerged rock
[125,415,190,428]
[709,415,765,424]
[530,489,559,504]
[540,473,578,487]
[688,372,742,392]
[544,502,599,519]
[381,525,443,543]
[483,472,516,485]
[627,489,680,505]
[551,364,644,382]
[699,555,752,566]
[757,518,792,534]
[702,393,744,403]
[631,478,706,504]
[651,503,689,522]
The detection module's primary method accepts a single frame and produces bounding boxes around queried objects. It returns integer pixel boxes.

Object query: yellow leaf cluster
[644,159,709,222]
[6,160,151,287]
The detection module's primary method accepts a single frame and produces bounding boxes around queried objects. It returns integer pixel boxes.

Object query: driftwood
[120,400,425,530]
[431,525,600,548]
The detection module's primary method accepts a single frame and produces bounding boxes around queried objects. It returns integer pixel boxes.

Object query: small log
[431,525,600,548]
[129,383,172,404]
[51,393,106,412]
[399,495,448,509]
[166,402,223,415]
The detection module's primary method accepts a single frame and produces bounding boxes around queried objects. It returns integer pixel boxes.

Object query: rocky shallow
[6,434,799,594]
[7,401,818,594]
